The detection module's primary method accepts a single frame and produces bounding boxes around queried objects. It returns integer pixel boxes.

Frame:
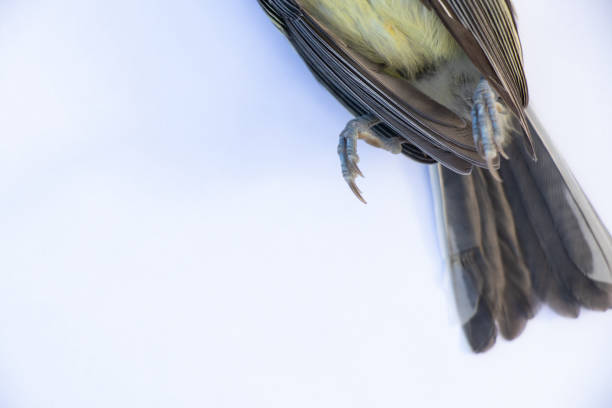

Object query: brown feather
[422,0,535,158]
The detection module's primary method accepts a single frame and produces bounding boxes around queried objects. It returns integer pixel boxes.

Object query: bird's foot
[337,115,403,203]
[471,79,508,181]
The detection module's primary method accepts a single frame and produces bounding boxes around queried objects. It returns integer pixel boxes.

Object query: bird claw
[472,79,508,181]
[338,117,373,204]
[347,178,366,204]
[337,115,404,202]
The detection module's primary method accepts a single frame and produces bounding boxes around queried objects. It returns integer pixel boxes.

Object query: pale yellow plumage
[298,0,462,78]
[259,0,612,353]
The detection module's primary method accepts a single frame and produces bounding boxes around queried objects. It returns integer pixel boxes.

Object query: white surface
[1,1,612,407]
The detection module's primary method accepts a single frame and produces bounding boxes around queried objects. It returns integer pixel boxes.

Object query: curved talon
[486,156,502,182]
[338,123,366,203]
[497,145,509,160]
[348,179,366,204]
[337,115,400,203]
[348,161,364,179]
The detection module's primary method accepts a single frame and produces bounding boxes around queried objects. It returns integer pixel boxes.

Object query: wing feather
[426,0,534,157]
[259,0,501,173]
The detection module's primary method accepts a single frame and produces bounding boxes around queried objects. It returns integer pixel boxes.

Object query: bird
[258,0,612,352]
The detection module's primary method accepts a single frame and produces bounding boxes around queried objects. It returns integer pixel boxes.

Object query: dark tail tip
[463,301,497,353]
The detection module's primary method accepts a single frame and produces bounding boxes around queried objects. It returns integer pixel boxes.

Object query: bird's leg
[471,78,509,181]
[337,115,404,203]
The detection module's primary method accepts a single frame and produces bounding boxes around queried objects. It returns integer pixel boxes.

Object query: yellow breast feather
[298,0,462,79]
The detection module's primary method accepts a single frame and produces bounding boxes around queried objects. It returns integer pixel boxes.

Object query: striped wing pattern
[259,0,531,170]
[430,0,534,156]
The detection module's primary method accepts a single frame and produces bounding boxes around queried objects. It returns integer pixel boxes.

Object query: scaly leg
[471,79,509,181]
[337,115,404,203]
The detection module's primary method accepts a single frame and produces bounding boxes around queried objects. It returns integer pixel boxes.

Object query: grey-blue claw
[337,115,403,203]
[472,79,508,182]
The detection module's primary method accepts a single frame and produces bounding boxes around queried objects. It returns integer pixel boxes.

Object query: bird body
[299,0,462,80]
[259,0,612,352]
[299,0,490,131]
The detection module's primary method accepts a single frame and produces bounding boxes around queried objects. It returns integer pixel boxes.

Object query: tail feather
[481,167,537,338]
[498,157,581,317]
[463,294,496,353]
[497,236,536,339]
[432,109,612,351]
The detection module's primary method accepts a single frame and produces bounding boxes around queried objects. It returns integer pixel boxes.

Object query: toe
[347,179,367,204]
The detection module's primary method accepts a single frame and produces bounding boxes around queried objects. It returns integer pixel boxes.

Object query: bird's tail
[430,109,612,352]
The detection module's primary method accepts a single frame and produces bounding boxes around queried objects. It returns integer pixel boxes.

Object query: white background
[1,1,612,407]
